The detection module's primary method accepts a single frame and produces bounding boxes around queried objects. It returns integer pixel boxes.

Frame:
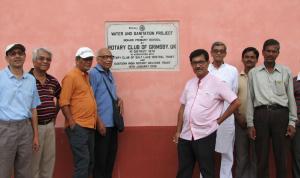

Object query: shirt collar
[240,70,246,76]
[28,68,51,82]
[259,64,281,73]
[74,67,88,76]
[95,64,112,75]
[5,66,28,79]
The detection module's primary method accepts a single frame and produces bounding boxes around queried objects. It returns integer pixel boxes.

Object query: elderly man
[174,49,240,178]
[0,43,40,178]
[247,39,297,178]
[60,47,98,178]
[208,41,239,178]
[30,48,61,178]
[89,48,124,178]
[234,47,259,178]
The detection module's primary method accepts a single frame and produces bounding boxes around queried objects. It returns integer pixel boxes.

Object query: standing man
[89,48,124,178]
[30,48,61,178]
[208,41,238,178]
[0,43,40,178]
[292,72,300,178]
[234,47,259,178]
[60,47,97,178]
[247,39,297,178]
[174,49,240,178]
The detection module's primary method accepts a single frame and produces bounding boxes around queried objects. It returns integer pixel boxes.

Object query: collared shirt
[237,71,248,118]
[293,73,300,126]
[89,64,116,127]
[0,67,41,120]
[246,64,297,127]
[179,73,237,140]
[59,67,97,129]
[29,68,61,123]
[208,63,238,93]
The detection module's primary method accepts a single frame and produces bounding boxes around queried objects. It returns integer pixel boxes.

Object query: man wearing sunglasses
[208,41,239,178]
[0,43,41,178]
[89,48,124,178]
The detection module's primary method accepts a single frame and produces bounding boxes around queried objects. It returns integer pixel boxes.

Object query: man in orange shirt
[60,47,102,178]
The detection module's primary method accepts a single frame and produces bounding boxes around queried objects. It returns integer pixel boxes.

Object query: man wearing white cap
[0,43,41,178]
[60,47,98,178]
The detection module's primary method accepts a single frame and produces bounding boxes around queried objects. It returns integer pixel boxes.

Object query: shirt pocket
[197,91,217,108]
[273,80,285,96]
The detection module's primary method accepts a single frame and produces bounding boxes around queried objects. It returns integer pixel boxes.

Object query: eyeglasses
[37,56,52,62]
[212,49,226,54]
[97,55,114,60]
[7,51,25,57]
[191,60,207,65]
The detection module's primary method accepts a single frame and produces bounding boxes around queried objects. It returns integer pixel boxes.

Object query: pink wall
[1,0,300,127]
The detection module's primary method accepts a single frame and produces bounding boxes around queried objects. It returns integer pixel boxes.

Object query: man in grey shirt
[247,39,297,178]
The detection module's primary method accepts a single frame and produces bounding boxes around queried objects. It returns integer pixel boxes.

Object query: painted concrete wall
[1,0,300,127]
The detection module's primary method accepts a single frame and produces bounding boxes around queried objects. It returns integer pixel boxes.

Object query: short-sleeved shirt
[89,64,116,127]
[59,67,97,129]
[246,64,297,127]
[0,67,41,120]
[29,68,61,123]
[179,73,237,140]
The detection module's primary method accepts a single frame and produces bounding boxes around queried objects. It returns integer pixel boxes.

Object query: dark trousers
[176,131,216,178]
[65,124,95,178]
[94,127,118,178]
[292,126,300,178]
[235,122,257,178]
[254,107,289,178]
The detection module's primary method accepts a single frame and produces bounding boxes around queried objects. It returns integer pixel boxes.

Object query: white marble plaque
[105,22,179,71]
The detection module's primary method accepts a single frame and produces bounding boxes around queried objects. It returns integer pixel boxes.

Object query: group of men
[174,39,300,178]
[0,44,121,178]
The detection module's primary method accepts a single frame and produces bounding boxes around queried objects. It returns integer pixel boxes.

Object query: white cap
[5,43,25,54]
[75,47,94,58]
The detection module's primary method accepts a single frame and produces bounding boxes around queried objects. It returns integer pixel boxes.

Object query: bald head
[96,48,114,71]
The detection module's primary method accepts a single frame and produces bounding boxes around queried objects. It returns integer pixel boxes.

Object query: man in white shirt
[208,41,238,178]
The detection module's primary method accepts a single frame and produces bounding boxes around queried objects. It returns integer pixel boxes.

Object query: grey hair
[211,41,227,51]
[32,48,52,61]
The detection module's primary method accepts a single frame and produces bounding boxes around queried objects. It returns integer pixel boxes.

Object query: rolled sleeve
[59,75,74,107]
[219,81,237,104]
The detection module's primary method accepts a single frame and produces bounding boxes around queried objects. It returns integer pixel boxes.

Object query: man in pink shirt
[173,49,240,178]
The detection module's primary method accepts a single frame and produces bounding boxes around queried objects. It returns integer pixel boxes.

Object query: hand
[117,98,124,115]
[235,114,247,129]
[248,127,256,140]
[173,132,180,144]
[69,118,76,130]
[97,120,106,136]
[217,117,222,125]
[33,136,39,152]
[286,125,296,138]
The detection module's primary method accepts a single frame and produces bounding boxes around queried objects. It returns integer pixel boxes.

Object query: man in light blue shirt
[0,43,41,178]
[89,48,124,178]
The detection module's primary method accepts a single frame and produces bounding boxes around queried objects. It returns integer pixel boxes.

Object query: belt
[0,118,30,125]
[38,119,53,125]
[255,104,287,110]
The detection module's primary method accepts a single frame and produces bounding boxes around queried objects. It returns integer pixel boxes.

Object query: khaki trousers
[0,119,33,178]
[32,121,56,178]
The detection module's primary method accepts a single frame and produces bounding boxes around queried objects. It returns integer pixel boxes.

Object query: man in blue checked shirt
[0,43,41,178]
